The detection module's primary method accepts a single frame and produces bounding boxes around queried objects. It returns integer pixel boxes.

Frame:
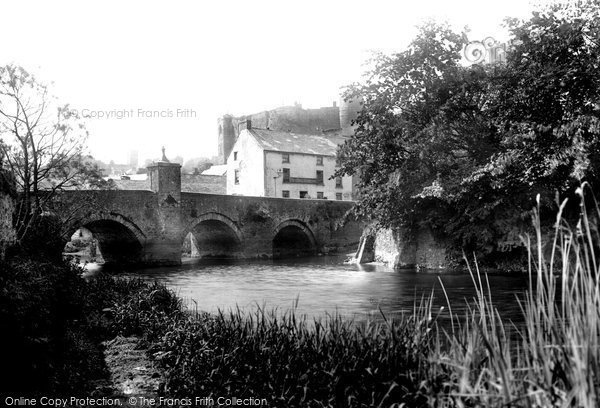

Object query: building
[127,149,139,170]
[226,120,354,200]
[217,98,361,165]
[110,172,226,195]
[201,164,227,176]
[219,97,361,200]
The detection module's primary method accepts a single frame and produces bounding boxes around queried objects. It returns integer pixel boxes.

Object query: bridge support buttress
[144,159,183,266]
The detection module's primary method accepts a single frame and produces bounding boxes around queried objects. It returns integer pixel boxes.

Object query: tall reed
[434,185,600,407]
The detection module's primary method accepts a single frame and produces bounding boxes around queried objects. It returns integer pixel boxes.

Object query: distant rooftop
[249,129,345,156]
[201,164,227,176]
[106,174,147,181]
[112,174,226,195]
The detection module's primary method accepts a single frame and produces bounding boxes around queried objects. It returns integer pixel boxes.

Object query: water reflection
[111,256,530,322]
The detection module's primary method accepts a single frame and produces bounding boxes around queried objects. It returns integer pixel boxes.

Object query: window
[335,176,343,188]
[299,191,309,199]
[316,170,323,185]
[317,192,324,199]
[282,190,290,198]
[336,193,343,200]
[282,153,290,163]
[233,151,238,161]
[316,156,323,166]
[282,168,290,183]
[234,169,240,184]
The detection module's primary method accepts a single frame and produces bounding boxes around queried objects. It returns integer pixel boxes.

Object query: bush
[0,260,107,395]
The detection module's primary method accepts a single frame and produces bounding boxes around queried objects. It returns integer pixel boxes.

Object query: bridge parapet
[51,160,363,266]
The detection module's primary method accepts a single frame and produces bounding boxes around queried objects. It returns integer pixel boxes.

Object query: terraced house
[226,121,353,200]
[220,100,361,200]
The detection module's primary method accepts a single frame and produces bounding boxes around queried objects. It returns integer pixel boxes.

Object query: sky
[0,0,537,164]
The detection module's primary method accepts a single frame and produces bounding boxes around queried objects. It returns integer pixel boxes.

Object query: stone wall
[114,174,226,195]
[243,104,341,134]
[218,103,343,164]
[374,227,448,270]
[181,193,363,258]
[52,188,363,265]
[0,170,16,260]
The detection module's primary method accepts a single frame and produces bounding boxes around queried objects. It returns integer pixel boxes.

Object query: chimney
[333,101,337,107]
[238,118,252,132]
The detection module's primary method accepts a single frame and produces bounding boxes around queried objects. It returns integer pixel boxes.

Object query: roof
[201,164,228,176]
[249,129,345,156]
[112,174,226,194]
[106,174,148,181]
[181,174,226,194]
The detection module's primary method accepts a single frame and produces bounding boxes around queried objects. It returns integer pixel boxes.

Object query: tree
[0,64,107,247]
[337,2,600,263]
[182,157,213,174]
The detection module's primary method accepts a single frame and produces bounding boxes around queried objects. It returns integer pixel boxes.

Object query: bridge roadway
[51,187,363,266]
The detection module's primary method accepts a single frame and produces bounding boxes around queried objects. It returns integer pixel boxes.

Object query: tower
[148,147,181,204]
[145,147,183,265]
[127,149,139,170]
[218,115,237,164]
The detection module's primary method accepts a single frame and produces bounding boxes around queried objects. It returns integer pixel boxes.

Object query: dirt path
[102,336,164,406]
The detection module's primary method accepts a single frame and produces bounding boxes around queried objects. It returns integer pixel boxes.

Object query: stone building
[226,121,354,200]
[219,97,362,200]
[217,98,362,165]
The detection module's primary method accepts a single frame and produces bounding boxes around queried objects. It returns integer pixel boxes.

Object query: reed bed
[432,186,600,407]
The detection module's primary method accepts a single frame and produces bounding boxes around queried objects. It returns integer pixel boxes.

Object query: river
[95,255,531,323]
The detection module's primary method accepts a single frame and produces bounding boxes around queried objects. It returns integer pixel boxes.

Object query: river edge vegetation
[1,187,599,406]
[336,1,600,269]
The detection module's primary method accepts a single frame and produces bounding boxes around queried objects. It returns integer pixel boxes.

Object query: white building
[226,122,354,200]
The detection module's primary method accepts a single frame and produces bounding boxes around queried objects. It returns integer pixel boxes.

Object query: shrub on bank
[0,260,106,395]
[0,257,186,397]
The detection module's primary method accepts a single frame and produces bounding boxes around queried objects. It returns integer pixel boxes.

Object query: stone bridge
[50,162,362,266]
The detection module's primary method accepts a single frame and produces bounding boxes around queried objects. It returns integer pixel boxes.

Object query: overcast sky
[0,0,536,164]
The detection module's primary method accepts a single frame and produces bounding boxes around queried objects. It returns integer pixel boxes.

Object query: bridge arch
[272,219,317,259]
[182,212,244,259]
[65,213,146,265]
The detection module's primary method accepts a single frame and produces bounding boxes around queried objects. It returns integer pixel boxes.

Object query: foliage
[0,260,107,395]
[429,185,600,407]
[0,259,185,396]
[0,64,109,247]
[182,156,215,174]
[336,2,600,264]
